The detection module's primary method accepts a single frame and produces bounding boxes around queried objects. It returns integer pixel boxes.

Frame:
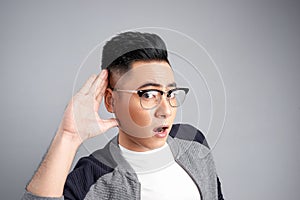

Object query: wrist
[55,129,83,149]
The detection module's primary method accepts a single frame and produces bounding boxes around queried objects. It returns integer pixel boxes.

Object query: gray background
[1,0,299,199]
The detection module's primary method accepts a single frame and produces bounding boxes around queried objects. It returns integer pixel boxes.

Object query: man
[22,32,224,199]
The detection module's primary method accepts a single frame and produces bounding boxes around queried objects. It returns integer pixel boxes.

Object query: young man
[22,32,224,200]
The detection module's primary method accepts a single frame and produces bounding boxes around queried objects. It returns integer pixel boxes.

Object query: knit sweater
[22,124,224,200]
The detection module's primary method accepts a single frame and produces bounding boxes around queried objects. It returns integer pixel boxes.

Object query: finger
[94,81,108,111]
[93,77,108,111]
[95,78,108,103]
[90,70,107,95]
[78,74,97,94]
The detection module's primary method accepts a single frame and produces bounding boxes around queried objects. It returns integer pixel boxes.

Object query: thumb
[84,118,119,140]
[100,118,119,132]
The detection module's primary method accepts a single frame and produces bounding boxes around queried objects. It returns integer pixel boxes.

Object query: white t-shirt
[119,143,201,200]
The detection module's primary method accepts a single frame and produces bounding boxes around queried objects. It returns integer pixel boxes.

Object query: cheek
[129,96,151,127]
[171,107,177,120]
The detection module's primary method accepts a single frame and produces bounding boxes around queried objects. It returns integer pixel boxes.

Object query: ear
[104,88,115,113]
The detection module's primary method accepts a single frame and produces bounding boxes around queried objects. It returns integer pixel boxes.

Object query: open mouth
[153,125,169,134]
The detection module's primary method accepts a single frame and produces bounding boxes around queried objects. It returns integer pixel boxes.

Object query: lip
[153,125,169,138]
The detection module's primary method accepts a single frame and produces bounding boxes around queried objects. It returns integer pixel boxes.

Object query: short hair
[101,31,170,87]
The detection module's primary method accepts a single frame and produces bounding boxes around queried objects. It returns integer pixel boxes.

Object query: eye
[168,89,177,99]
[142,90,158,100]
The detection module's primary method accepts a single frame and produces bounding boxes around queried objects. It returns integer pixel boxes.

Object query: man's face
[111,61,177,151]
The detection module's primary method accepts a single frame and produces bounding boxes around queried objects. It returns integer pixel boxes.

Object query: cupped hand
[58,70,118,142]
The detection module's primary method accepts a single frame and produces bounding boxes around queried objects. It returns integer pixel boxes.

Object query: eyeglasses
[113,87,189,110]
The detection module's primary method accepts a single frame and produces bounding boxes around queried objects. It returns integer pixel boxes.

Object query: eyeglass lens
[140,89,187,109]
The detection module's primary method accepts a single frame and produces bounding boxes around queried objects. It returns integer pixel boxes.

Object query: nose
[154,96,172,119]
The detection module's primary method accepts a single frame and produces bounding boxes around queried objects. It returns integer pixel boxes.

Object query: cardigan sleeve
[21,190,64,200]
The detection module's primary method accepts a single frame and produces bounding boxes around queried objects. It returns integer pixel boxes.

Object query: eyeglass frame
[112,87,189,110]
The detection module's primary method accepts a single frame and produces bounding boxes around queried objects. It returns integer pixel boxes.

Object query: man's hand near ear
[25,70,118,198]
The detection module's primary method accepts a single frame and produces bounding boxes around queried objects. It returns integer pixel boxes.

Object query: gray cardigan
[22,124,224,200]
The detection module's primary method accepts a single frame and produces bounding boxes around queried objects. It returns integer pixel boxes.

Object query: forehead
[114,61,175,89]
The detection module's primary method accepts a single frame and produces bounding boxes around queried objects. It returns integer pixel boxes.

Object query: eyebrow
[137,82,177,89]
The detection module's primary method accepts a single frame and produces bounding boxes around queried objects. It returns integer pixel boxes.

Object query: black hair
[101,31,170,87]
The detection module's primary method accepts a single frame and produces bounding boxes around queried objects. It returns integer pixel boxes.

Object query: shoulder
[63,150,114,199]
[169,123,209,149]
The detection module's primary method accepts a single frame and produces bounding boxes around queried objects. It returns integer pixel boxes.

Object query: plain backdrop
[1,1,299,199]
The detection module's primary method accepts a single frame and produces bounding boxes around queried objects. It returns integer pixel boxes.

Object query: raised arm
[23,70,117,199]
